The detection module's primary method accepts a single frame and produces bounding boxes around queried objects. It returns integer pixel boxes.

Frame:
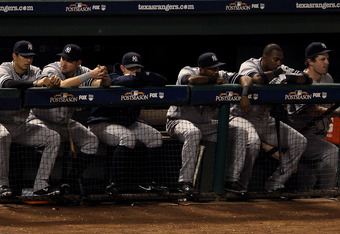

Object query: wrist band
[242,86,249,96]
[78,72,92,83]
[273,67,283,77]
[259,71,269,83]
[302,72,311,84]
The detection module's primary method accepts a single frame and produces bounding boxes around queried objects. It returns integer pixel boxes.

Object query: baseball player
[88,52,168,196]
[27,44,110,198]
[0,40,61,197]
[287,42,339,191]
[166,52,261,196]
[231,43,309,192]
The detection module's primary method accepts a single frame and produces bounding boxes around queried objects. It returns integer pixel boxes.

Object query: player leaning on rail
[87,52,168,196]
[166,52,261,197]
[287,42,340,191]
[26,44,110,200]
[0,40,61,198]
[230,43,311,192]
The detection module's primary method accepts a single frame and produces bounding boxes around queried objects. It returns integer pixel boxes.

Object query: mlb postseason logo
[121,90,165,101]
[65,2,107,12]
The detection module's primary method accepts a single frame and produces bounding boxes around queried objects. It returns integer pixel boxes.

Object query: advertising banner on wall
[0,0,339,15]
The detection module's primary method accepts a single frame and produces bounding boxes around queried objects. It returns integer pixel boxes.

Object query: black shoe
[266,187,285,193]
[77,178,86,197]
[0,185,12,198]
[60,183,70,194]
[106,182,119,197]
[139,182,169,194]
[224,182,247,194]
[33,186,61,196]
[178,182,198,197]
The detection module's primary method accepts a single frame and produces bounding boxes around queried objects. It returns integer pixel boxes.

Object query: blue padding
[23,85,189,108]
[189,84,340,105]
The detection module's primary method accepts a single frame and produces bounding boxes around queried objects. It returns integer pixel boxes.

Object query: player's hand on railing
[49,75,61,87]
[91,65,108,79]
[216,78,226,84]
[36,76,61,88]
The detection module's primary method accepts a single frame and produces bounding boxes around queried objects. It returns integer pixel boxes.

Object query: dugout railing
[1,84,340,204]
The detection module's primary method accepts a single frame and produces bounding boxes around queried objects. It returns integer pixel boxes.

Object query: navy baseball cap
[198,52,225,68]
[122,52,144,68]
[305,42,333,59]
[57,44,83,61]
[13,40,36,56]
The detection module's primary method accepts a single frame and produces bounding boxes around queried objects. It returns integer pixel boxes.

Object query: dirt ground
[1,198,340,233]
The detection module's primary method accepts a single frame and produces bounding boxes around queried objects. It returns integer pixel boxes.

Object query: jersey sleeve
[42,63,63,79]
[238,59,259,77]
[177,66,196,85]
[33,67,48,81]
[0,65,13,88]
[220,70,242,84]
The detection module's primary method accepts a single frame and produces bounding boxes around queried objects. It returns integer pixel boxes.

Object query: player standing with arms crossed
[27,44,110,199]
[0,40,61,197]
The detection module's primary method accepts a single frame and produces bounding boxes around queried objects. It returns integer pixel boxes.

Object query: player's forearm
[60,77,81,87]
[3,79,33,89]
[188,75,217,84]
[60,73,92,87]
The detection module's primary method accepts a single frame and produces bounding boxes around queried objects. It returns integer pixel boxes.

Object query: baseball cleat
[139,182,169,194]
[0,185,12,198]
[224,181,247,194]
[178,182,198,197]
[106,182,119,197]
[33,186,61,196]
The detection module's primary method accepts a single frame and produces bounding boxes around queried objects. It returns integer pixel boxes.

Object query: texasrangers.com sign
[0,1,339,15]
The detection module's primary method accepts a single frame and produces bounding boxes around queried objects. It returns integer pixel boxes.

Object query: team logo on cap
[321,43,327,49]
[211,55,218,61]
[132,56,138,63]
[65,46,72,54]
[27,43,33,51]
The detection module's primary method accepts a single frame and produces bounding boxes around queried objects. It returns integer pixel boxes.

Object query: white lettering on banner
[138,4,194,11]
[149,93,158,98]
[49,93,78,103]
[216,95,241,102]
[121,95,148,101]
[0,5,34,12]
[284,90,312,100]
[296,2,340,9]
[121,90,148,101]
[66,2,106,12]
[79,95,87,100]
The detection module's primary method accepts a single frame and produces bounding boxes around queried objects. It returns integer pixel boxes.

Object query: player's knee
[0,131,11,143]
[183,128,202,144]
[145,132,163,148]
[45,130,61,146]
[120,132,137,149]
